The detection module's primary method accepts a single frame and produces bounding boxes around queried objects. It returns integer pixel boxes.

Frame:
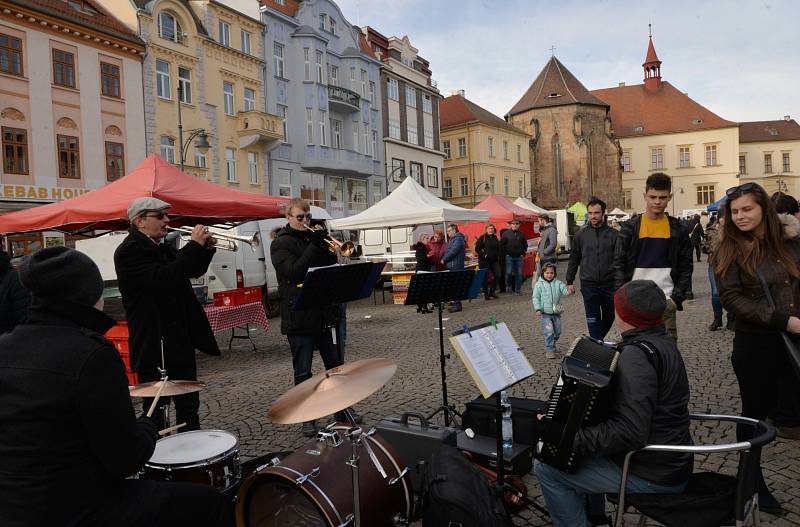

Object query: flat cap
[127,197,171,221]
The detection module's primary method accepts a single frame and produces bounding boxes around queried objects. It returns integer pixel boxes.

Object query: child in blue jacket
[532,262,572,358]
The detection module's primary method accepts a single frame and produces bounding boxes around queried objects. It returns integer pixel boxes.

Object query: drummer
[0,247,232,526]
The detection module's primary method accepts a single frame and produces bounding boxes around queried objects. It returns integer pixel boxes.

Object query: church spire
[643,24,662,91]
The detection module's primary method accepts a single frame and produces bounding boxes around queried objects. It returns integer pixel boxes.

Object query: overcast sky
[337,0,799,123]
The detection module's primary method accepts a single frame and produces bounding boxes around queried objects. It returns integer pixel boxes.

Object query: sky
[336,0,799,123]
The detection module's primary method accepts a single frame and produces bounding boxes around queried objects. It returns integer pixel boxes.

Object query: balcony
[328,85,360,113]
[238,110,283,151]
[302,145,379,178]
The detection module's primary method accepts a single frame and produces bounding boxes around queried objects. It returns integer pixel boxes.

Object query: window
[178,66,191,103]
[331,119,342,148]
[424,129,433,149]
[100,62,121,98]
[352,123,359,153]
[363,127,369,155]
[105,141,124,181]
[360,69,367,97]
[783,152,791,173]
[225,147,236,182]
[405,86,416,108]
[457,137,466,157]
[622,189,632,209]
[410,162,422,184]
[460,177,468,196]
[696,184,715,205]
[350,67,355,89]
[504,177,509,195]
[391,158,404,181]
[488,137,494,157]
[423,94,432,114]
[503,141,509,160]
[218,21,230,47]
[241,30,251,55]
[387,78,399,101]
[369,81,375,102]
[553,134,563,196]
[489,176,495,192]
[443,178,452,198]
[319,13,326,30]
[0,34,23,76]
[678,146,690,168]
[371,131,377,159]
[426,166,439,188]
[319,110,327,146]
[621,150,632,172]
[739,155,746,175]
[244,87,255,111]
[407,125,417,145]
[2,127,28,174]
[194,150,206,168]
[443,140,451,160]
[372,180,382,203]
[159,136,175,164]
[346,179,367,214]
[278,104,288,142]
[52,49,75,88]
[303,48,310,81]
[388,119,401,140]
[518,180,523,197]
[57,134,80,178]
[764,153,773,173]
[156,60,170,99]
[316,51,324,83]
[273,43,284,78]
[650,147,664,170]
[223,82,234,115]
[705,144,718,166]
[248,152,258,184]
[306,109,313,144]
[329,65,338,86]
[329,18,336,35]
[158,11,182,42]
[517,144,522,163]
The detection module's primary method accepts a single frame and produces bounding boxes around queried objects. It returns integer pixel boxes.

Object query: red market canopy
[473,195,540,224]
[0,155,289,235]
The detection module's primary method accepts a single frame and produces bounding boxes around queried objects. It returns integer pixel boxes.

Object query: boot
[758,470,783,515]
[708,317,723,331]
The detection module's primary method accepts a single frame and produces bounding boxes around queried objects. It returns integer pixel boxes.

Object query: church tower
[643,26,662,91]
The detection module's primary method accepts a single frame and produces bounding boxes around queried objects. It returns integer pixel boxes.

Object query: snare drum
[140,429,241,492]
[236,424,411,526]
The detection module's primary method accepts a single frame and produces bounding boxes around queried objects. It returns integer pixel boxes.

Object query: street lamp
[177,83,211,171]
[472,180,490,207]
[386,165,406,193]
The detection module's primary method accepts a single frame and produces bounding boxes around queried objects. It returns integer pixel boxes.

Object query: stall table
[204,301,269,350]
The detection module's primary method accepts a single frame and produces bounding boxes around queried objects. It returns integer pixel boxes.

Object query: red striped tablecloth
[203,301,269,334]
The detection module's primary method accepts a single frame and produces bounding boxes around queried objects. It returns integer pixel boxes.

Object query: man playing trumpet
[114,197,220,430]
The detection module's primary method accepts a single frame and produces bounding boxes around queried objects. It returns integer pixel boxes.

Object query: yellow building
[99,0,282,192]
[439,92,531,208]
[739,118,800,196]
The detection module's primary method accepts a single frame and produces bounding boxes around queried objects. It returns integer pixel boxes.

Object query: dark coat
[0,252,30,334]
[114,228,219,374]
[414,242,432,271]
[0,299,159,526]
[475,233,500,263]
[270,224,339,334]
[688,219,704,245]
[565,223,618,288]
[574,326,693,486]
[500,228,528,257]
[612,214,693,303]
[442,232,466,270]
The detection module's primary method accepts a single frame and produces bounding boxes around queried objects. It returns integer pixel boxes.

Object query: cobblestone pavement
[190,260,800,526]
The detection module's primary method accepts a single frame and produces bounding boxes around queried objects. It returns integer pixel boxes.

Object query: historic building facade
[739,118,800,197]
[259,0,384,218]
[440,92,531,208]
[362,28,444,196]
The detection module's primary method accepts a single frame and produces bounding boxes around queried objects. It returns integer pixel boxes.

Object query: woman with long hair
[715,182,800,514]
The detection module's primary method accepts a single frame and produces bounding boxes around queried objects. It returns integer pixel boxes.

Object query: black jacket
[270,225,339,334]
[500,229,527,257]
[0,254,30,334]
[565,223,618,288]
[114,228,219,374]
[574,326,693,486]
[414,242,432,271]
[0,299,159,526]
[688,219,704,245]
[612,215,693,302]
[475,233,500,262]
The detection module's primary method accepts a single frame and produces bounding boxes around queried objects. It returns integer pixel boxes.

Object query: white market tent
[329,176,489,230]
[513,197,549,214]
[608,207,628,217]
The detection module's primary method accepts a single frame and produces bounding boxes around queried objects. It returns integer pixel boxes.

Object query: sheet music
[449,322,535,397]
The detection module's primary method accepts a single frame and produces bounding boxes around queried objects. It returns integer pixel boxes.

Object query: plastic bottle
[501,390,513,449]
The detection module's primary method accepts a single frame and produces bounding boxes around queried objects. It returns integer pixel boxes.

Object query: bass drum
[236,424,411,526]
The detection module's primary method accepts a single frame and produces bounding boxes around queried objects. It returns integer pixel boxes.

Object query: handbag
[755,269,800,379]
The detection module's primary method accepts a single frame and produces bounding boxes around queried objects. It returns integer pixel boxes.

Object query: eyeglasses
[726,182,758,198]
[141,211,168,220]
[292,213,311,221]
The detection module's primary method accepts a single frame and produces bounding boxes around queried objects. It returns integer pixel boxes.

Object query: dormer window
[768,128,779,136]
[633,125,644,133]
[64,0,97,15]
[692,118,703,125]
[546,92,562,98]
[158,12,183,43]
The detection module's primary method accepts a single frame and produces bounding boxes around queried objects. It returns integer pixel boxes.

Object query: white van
[546,209,576,256]
[360,225,439,258]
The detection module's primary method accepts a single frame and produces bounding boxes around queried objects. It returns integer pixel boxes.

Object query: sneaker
[708,319,723,331]
[302,420,317,437]
[546,351,556,359]
[514,291,523,296]
[334,407,363,424]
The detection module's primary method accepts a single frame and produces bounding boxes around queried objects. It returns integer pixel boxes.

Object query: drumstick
[158,422,186,436]
[146,376,168,418]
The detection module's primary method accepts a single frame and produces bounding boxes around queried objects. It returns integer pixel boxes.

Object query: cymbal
[268,358,397,424]
[129,379,206,398]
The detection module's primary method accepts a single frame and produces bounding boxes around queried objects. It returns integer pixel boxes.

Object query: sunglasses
[141,211,168,219]
[725,182,758,198]
[292,213,311,221]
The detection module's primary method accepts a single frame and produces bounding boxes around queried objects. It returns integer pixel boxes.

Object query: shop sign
[1,184,90,202]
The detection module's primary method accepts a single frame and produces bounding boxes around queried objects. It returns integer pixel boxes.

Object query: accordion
[536,336,621,472]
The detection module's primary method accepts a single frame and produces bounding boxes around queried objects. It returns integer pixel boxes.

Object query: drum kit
[129,357,411,527]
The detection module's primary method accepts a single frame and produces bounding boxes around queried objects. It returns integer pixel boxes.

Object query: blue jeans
[541,313,562,352]
[708,266,723,321]
[505,255,523,292]
[580,286,615,340]
[287,331,342,386]
[535,458,687,527]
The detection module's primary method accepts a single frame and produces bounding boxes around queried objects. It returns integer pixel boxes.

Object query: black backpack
[420,445,512,527]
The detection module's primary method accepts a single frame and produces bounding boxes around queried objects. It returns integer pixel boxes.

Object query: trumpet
[167,226,261,252]
[304,224,356,257]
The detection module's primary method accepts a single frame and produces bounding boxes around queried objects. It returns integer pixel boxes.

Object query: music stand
[404,269,477,427]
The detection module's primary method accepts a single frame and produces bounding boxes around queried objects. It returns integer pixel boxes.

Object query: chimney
[618,82,626,87]
[785,115,791,122]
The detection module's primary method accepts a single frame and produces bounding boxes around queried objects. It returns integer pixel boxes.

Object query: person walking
[0,248,30,334]
[475,224,501,300]
[536,213,558,277]
[566,197,618,340]
[688,214,704,263]
[441,224,466,312]
[533,262,572,359]
[500,219,528,295]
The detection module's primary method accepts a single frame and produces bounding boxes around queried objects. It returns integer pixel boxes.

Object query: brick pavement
[192,260,800,526]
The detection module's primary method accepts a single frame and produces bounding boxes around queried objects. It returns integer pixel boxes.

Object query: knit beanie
[18,246,103,307]
[614,280,666,328]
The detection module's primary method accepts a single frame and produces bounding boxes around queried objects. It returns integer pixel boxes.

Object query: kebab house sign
[2,184,91,202]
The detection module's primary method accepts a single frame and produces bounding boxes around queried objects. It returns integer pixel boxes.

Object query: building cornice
[384,136,445,157]
[148,40,198,63]
[219,66,262,84]
[615,124,740,141]
[202,37,265,65]
[209,0,264,29]
[382,69,440,97]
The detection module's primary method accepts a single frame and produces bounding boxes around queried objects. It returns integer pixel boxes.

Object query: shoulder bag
[756,269,800,380]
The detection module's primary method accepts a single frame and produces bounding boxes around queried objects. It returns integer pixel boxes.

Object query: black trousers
[287,330,342,386]
[139,362,200,431]
[479,258,501,297]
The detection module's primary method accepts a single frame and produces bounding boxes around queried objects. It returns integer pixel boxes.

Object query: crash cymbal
[129,379,206,398]
[268,358,397,424]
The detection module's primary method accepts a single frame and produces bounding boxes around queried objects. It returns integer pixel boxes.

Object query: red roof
[589,81,736,138]
[259,0,300,17]
[739,119,800,143]
[441,94,526,135]
[358,32,377,60]
[644,36,661,65]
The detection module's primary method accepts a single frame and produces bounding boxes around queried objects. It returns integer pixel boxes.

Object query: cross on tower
[549,45,557,56]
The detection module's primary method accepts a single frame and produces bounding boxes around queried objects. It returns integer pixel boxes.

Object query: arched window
[160,135,175,164]
[158,11,182,42]
[552,134,563,197]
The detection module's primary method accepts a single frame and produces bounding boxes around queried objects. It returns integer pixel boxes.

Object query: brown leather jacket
[717,214,800,333]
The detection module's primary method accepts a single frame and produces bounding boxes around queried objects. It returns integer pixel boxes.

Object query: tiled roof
[359,32,377,60]
[508,56,608,116]
[589,81,737,138]
[9,0,142,45]
[739,119,800,143]
[644,37,660,65]
[259,0,300,17]
[441,94,527,135]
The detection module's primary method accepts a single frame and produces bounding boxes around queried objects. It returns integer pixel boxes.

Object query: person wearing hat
[536,212,558,278]
[535,280,692,526]
[0,247,232,527]
[114,197,220,431]
[500,218,528,294]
